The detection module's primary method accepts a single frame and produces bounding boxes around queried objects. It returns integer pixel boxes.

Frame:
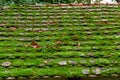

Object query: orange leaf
[31,41,41,48]
[31,41,38,46]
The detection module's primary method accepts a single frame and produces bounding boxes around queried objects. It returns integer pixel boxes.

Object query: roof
[0,4,120,79]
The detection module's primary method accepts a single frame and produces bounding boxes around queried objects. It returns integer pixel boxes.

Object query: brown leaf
[55,40,62,45]
[31,41,41,48]
[31,41,38,46]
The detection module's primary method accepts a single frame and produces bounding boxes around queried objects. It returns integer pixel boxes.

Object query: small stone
[44,59,53,64]
[95,68,101,74]
[68,60,77,66]
[82,69,90,74]
[102,19,108,22]
[44,60,48,64]
[41,28,48,32]
[39,64,45,67]
[3,6,9,9]
[89,60,95,64]
[25,28,32,32]
[88,53,93,57]
[42,76,49,78]
[18,33,25,36]
[80,60,87,64]
[92,67,102,75]
[116,32,120,35]
[19,38,25,41]
[17,77,24,80]
[19,38,32,41]
[102,19,108,24]
[59,60,67,66]
[111,74,119,77]
[80,53,85,57]
[86,32,92,35]
[2,61,11,67]
[59,27,64,30]
[88,75,97,77]
[54,76,61,78]
[92,46,97,50]
[6,77,15,80]
[16,44,23,47]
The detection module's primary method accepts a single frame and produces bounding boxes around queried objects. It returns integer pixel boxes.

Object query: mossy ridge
[0,5,120,78]
[0,67,120,77]
[0,6,120,27]
[0,51,120,59]
[0,58,120,69]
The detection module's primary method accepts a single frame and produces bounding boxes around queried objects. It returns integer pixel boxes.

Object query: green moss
[9,69,33,77]
[0,5,120,78]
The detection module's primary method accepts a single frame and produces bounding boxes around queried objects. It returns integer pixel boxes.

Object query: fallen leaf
[31,41,41,48]
[55,40,62,45]
[31,41,38,46]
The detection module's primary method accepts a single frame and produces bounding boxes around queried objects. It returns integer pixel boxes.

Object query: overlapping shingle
[0,5,120,79]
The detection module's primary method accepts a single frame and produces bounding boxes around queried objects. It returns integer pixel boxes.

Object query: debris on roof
[0,4,120,79]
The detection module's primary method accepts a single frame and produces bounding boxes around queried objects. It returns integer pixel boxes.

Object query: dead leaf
[55,40,62,45]
[31,41,40,48]
[31,41,38,46]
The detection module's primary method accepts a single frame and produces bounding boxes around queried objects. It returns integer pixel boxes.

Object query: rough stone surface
[68,60,77,66]
[82,69,90,74]
[1,62,11,67]
[59,61,67,66]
